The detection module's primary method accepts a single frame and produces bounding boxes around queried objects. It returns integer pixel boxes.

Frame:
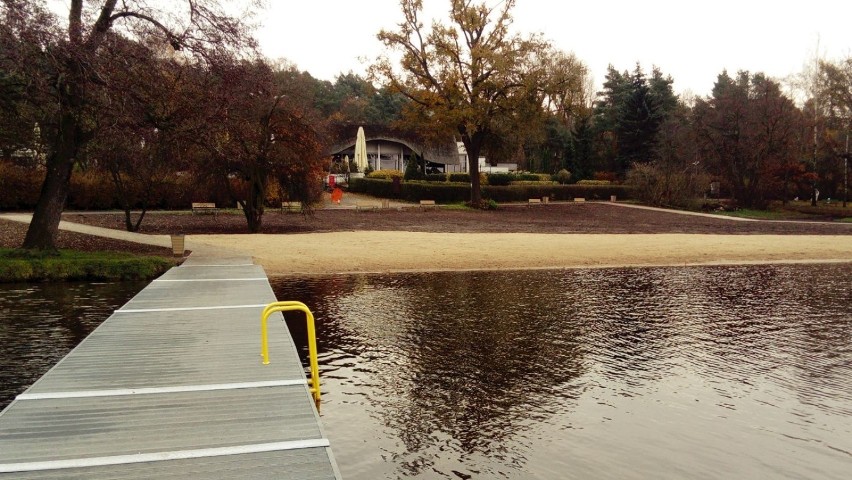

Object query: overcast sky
[255,0,851,97]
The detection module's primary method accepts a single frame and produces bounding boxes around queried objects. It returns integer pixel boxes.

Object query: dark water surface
[271,264,852,480]
[0,281,146,411]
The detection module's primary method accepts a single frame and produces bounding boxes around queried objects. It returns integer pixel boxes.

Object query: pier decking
[0,254,340,479]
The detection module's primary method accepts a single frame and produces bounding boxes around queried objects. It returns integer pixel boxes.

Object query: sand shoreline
[189,232,852,276]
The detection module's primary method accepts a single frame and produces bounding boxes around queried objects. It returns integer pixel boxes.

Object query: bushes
[0,162,44,210]
[487,173,513,186]
[577,179,612,185]
[448,172,471,183]
[403,159,424,181]
[483,184,633,202]
[349,178,469,203]
[367,169,403,180]
[68,170,118,210]
[487,172,554,186]
[349,177,634,203]
[626,162,708,209]
[424,173,447,182]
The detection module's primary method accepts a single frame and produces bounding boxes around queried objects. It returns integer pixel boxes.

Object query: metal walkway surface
[0,254,341,479]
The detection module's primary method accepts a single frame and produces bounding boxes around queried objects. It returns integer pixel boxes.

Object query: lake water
[270,264,852,479]
[1,265,849,479]
[0,281,146,410]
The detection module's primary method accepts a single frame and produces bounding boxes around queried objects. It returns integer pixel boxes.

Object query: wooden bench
[419,200,437,210]
[355,202,379,211]
[527,198,542,207]
[573,197,586,202]
[280,201,303,213]
[191,202,218,215]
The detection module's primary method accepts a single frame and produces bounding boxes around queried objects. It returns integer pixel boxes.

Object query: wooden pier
[0,254,340,479]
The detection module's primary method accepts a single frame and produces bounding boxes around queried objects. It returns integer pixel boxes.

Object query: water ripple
[274,264,852,479]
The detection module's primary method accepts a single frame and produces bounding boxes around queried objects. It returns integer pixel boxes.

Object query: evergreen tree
[593,64,678,176]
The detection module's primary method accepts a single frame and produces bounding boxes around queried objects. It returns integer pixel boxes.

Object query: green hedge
[424,173,448,182]
[487,173,513,186]
[448,173,471,183]
[484,184,633,202]
[348,178,634,203]
[349,178,470,203]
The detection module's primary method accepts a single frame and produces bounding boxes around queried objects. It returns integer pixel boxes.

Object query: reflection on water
[272,264,852,479]
[0,281,146,411]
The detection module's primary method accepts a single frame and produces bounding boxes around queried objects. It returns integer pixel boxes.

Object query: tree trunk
[22,52,86,251]
[462,132,484,206]
[243,172,266,233]
[23,155,73,250]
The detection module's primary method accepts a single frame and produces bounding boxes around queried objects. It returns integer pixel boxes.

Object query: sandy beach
[190,232,852,275]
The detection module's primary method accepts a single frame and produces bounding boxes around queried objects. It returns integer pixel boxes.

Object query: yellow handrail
[260,301,321,407]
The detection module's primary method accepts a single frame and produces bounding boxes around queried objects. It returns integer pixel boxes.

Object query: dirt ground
[62,203,852,235]
[0,219,171,256]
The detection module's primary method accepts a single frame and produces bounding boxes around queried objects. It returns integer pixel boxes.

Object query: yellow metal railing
[261,301,321,407]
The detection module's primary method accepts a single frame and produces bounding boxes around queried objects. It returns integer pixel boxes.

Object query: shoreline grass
[0,249,175,283]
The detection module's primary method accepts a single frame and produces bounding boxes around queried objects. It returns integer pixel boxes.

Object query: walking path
[0,253,341,479]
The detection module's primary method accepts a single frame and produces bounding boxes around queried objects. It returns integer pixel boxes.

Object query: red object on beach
[331,187,343,204]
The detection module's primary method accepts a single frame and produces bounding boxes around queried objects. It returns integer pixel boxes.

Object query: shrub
[510,180,556,186]
[514,172,550,182]
[448,172,471,183]
[626,162,709,208]
[68,169,118,210]
[487,173,513,186]
[403,159,424,180]
[555,169,572,185]
[350,178,634,203]
[349,178,469,202]
[0,162,44,210]
[483,184,634,202]
[577,179,612,186]
[424,173,447,182]
[367,169,404,180]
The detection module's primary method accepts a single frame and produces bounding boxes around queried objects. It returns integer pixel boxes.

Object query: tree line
[1,0,850,250]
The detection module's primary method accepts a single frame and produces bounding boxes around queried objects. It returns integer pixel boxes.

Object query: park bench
[419,200,437,210]
[280,201,303,213]
[527,198,542,207]
[355,202,379,211]
[191,202,218,215]
[573,197,586,202]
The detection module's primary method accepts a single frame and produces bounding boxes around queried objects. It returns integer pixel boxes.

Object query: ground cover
[62,203,852,236]
[0,219,175,282]
[710,201,851,222]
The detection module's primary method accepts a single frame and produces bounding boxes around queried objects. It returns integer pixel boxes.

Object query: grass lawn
[712,201,851,221]
[0,249,175,283]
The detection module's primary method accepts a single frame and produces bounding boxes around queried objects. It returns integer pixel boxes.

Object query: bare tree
[1,0,255,250]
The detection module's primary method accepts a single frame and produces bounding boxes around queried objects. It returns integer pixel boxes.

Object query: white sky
[255,0,852,97]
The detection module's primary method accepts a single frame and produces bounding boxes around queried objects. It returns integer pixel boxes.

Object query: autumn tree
[0,0,255,251]
[374,0,555,205]
[200,59,325,233]
[694,71,803,208]
[85,36,210,231]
